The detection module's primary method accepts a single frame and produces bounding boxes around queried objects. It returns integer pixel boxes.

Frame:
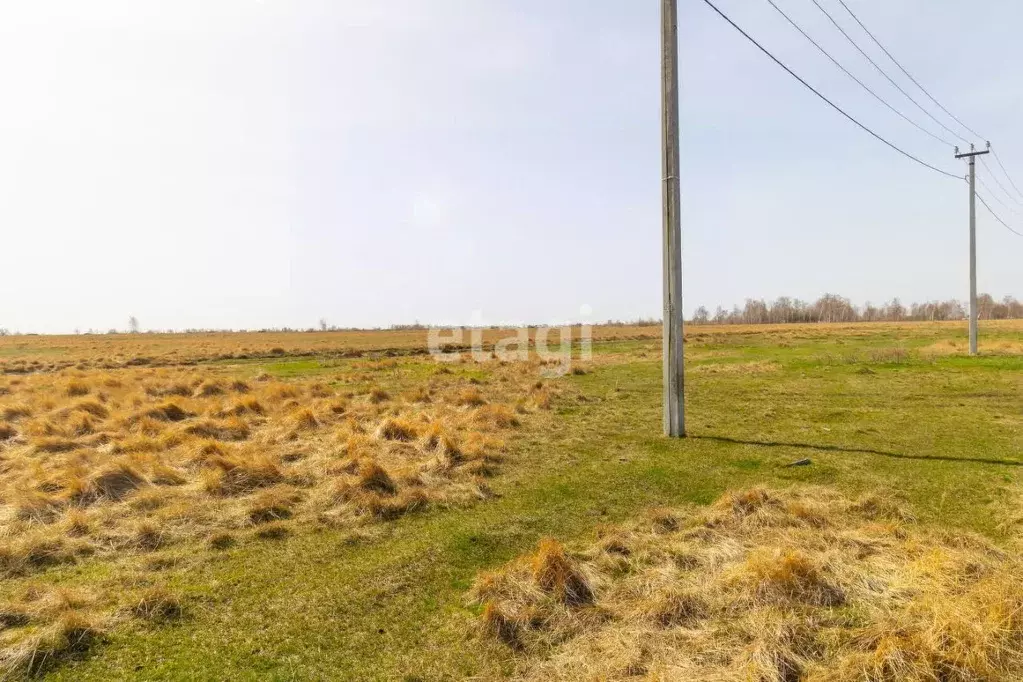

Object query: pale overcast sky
[1,0,1020,333]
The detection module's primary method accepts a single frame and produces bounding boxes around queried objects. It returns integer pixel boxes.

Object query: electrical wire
[991,149,1023,202]
[977,175,1022,216]
[832,0,1023,217]
[764,0,953,148]
[699,0,961,179]
[703,0,1018,237]
[834,0,984,142]
[976,190,1023,237]
[977,157,1018,208]
[808,0,971,147]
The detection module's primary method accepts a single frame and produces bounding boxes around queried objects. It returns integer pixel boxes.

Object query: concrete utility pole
[955,143,990,356]
[661,0,685,437]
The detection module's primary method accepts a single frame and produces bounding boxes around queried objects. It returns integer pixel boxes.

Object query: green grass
[31,325,1023,680]
[0,345,67,358]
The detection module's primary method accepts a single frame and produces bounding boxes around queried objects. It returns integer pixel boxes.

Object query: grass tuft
[71,400,109,419]
[456,387,487,407]
[194,381,225,397]
[207,532,236,551]
[1,611,102,677]
[130,588,183,622]
[731,548,845,607]
[65,380,90,397]
[184,418,250,442]
[0,404,32,421]
[202,454,283,496]
[368,388,390,404]
[248,487,300,525]
[376,418,419,442]
[473,404,520,429]
[290,408,319,431]
[530,539,594,606]
[644,587,708,627]
[356,460,397,496]
[85,462,146,502]
[143,402,191,423]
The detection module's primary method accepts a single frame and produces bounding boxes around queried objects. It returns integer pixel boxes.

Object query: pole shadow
[690,435,1023,468]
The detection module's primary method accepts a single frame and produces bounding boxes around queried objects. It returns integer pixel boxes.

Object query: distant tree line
[690,294,1023,325]
[5,296,1021,337]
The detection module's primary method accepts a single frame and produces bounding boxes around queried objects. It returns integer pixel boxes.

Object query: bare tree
[888,298,905,322]
[742,299,769,324]
[977,294,996,320]
[1006,296,1023,319]
[695,292,1023,325]
[319,318,329,332]
[770,297,794,323]
[128,316,140,334]
[862,302,880,322]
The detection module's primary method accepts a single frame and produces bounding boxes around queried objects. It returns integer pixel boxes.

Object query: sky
[0,0,1020,334]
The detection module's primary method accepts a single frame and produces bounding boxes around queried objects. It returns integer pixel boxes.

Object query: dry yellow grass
[688,360,782,376]
[0,364,534,565]
[0,356,551,673]
[471,487,1023,681]
[922,338,1023,357]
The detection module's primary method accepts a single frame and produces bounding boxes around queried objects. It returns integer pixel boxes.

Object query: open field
[0,326,660,375]
[0,320,1021,679]
[6,320,1021,375]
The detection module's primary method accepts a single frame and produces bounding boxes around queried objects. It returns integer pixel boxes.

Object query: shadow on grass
[693,435,1023,468]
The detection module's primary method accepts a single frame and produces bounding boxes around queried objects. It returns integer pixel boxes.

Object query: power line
[764,0,953,148]
[980,156,1023,207]
[833,0,1023,229]
[991,149,1023,202]
[975,189,1023,238]
[699,0,961,179]
[977,175,1022,217]
[808,0,972,147]
[834,0,984,142]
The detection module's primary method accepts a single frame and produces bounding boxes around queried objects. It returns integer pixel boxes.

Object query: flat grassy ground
[5,321,1022,680]
[0,326,661,375]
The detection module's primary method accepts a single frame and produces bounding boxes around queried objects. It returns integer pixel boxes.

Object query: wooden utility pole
[662,0,685,436]
[955,143,990,356]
